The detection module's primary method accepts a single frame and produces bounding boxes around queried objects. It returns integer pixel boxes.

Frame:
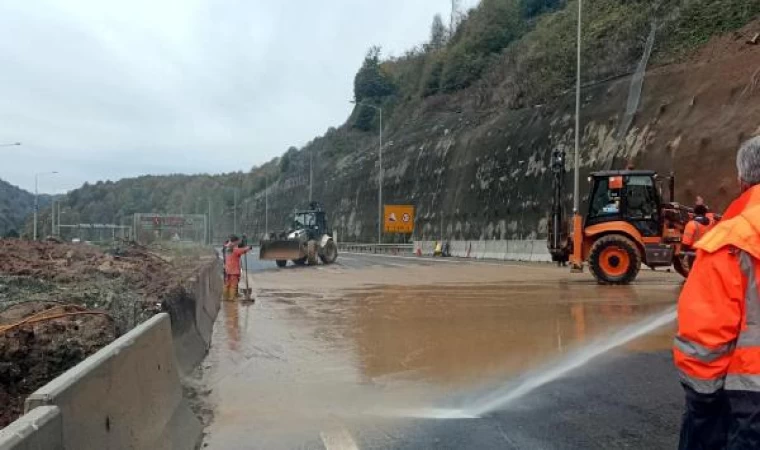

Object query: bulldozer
[547,149,693,285]
[259,202,338,268]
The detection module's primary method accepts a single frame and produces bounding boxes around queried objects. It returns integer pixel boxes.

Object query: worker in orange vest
[223,235,251,301]
[682,205,712,249]
[674,136,760,449]
[696,195,720,229]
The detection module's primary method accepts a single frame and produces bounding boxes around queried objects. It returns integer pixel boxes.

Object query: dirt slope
[0,239,211,428]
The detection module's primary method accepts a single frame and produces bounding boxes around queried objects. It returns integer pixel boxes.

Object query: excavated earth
[0,239,212,428]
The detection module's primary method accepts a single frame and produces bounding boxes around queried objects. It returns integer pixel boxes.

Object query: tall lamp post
[34,171,58,240]
[351,100,383,244]
[571,0,584,270]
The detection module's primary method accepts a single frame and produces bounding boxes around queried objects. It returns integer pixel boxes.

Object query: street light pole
[379,108,383,245]
[233,189,238,236]
[56,200,61,237]
[573,0,583,215]
[352,101,383,244]
[207,198,212,245]
[309,146,313,203]
[34,171,58,241]
[571,0,584,270]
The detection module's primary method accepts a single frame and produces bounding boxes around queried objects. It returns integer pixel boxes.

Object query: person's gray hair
[737,136,760,186]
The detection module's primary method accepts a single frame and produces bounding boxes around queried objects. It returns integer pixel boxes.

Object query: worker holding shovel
[223,235,252,301]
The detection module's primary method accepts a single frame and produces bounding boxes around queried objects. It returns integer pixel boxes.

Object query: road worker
[696,195,720,229]
[674,136,760,449]
[223,235,252,301]
[682,205,712,249]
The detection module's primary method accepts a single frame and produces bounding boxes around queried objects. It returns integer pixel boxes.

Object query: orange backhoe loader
[547,149,693,285]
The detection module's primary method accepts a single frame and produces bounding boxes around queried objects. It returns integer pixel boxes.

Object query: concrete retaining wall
[23,314,201,450]
[413,240,551,262]
[0,406,62,450]
[167,258,224,374]
[1,256,224,450]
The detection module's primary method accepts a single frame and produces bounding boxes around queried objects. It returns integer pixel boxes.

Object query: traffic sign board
[384,205,415,233]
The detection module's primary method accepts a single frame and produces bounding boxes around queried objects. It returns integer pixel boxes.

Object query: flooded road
[201,254,683,449]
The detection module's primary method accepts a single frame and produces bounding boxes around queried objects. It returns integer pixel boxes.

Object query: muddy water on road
[201,261,681,448]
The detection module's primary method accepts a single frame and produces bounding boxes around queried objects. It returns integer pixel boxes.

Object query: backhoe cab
[548,155,692,284]
[259,202,338,268]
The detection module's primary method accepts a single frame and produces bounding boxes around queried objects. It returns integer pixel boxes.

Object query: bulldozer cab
[586,170,661,237]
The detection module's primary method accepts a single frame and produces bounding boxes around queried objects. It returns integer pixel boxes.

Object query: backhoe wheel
[276,260,287,268]
[320,239,338,264]
[588,234,641,285]
[673,253,691,279]
[307,241,318,265]
[293,257,307,266]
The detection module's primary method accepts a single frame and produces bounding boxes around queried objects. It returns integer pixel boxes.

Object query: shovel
[242,252,254,302]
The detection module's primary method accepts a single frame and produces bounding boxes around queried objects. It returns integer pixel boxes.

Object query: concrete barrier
[408,240,552,262]
[24,314,202,450]
[482,240,504,260]
[450,241,467,258]
[529,240,552,263]
[0,406,62,450]
[507,240,534,261]
[471,240,485,259]
[166,258,223,374]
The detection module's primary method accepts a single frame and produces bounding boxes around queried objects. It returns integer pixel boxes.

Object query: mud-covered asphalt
[201,252,685,449]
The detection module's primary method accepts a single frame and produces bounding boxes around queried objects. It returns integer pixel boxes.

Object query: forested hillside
[0,179,50,237]
[31,0,760,242]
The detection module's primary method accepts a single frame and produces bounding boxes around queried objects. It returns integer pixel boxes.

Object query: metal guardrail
[338,242,414,255]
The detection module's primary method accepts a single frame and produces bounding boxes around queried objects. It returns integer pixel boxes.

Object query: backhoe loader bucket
[259,240,306,261]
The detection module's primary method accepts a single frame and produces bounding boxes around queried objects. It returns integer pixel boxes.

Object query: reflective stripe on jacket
[675,185,760,449]
[675,184,760,394]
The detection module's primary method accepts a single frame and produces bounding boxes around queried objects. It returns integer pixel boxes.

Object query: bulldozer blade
[259,240,305,261]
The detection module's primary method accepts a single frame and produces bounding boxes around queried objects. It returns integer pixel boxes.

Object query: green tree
[280,147,297,174]
[441,0,523,92]
[520,0,563,19]
[429,14,448,50]
[353,46,396,102]
[352,104,378,132]
[421,57,445,97]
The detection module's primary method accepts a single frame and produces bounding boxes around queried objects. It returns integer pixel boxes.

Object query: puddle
[202,262,681,448]
[348,282,677,387]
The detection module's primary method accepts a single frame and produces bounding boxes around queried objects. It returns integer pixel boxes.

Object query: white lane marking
[320,426,360,450]
[341,251,550,269]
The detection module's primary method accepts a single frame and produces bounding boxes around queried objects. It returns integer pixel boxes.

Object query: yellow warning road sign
[384,205,415,233]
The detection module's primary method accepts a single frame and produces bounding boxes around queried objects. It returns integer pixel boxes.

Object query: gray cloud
[0,0,479,193]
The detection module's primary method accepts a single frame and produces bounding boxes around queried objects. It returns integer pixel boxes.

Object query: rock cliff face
[247,24,760,243]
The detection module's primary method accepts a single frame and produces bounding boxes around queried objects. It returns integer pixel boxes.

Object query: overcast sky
[0,0,479,194]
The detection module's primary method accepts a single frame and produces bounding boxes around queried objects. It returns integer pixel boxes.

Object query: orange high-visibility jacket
[224,245,250,276]
[682,218,711,247]
[674,184,760,395]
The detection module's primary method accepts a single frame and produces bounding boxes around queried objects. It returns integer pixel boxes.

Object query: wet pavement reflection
[202,256,682,449]
[349,282,676,388]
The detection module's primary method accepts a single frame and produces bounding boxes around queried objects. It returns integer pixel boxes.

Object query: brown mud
[0,239,213,428]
